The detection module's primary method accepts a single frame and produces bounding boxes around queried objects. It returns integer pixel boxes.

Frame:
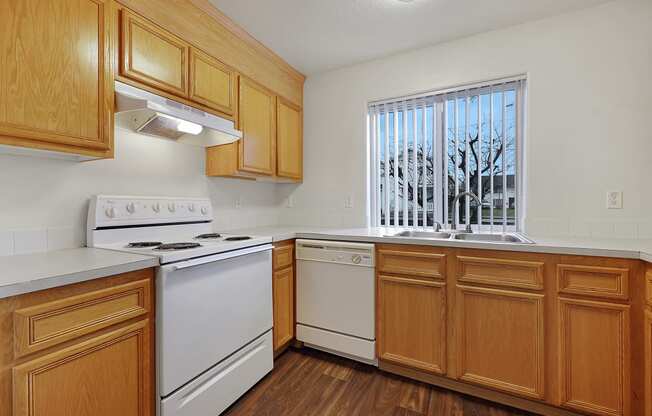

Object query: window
[368,77,525,231]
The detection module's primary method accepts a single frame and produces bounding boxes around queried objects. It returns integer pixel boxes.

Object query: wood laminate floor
[224,347,534,416]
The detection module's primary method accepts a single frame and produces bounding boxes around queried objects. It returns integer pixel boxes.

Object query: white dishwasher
[296,239,376,364]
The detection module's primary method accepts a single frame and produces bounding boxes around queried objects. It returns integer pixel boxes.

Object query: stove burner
[155,242,202,251]
[127,242,163,248]
[195,233,222,240]
[224,236,252,242]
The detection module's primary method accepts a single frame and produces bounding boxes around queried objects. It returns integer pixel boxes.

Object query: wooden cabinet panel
[0,0,113,157]
[273,244,294,271]
[455,285,545,399]
[557,264,629,300]
[646,309,652,416]
[558,298,630,416]
[14,279,150,357]
[189,48,236,115]
[456,255,544,290]
[273,267,294,351]
[646,270,652,307]
[238,77,276,175]
[120,9,189,97]
[276,98,303,180]
[13,321,151,416]
[377,247,446,280]
[378,274,446,374]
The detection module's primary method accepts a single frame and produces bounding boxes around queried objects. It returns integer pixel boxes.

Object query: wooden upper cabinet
[0,0,113,157]
[189,49,237,116]
[558,298,630,416]
[455,285,545,400]
[276,98,303,180]
[119,9,189,97]
[238,77,276,175]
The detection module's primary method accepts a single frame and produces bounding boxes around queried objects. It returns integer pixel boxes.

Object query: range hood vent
[114,81,242,147]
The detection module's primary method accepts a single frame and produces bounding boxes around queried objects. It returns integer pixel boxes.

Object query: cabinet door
[456,285,545,400]
[120,10,189,97]
[276,98,303,180]
[0,0,113,156]
[646,309,652,416]
[559,298,630,416]
[13,321,151,416]
[189,49,236,116]
[273,267,294,351]
[238,77,276,175]
[378,274,446,374]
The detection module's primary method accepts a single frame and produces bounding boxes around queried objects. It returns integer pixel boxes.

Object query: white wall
[280,0,652,238]
[0,128,284,254]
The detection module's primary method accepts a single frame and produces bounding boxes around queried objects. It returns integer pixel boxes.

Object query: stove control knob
[126,202,136,214]
[168,203,176,213]
[351,255,362,265]
[201,206,208,215]
[152,203,161,213]
[188,203,196,212]
[105,207,116,218]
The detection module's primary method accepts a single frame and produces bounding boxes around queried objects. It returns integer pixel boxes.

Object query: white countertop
[230,226,652,262]
[0,248,159,299]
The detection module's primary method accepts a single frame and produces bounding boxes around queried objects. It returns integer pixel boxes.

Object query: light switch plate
[234,197,242,209]
[286,196,295,208]
[606,191,623,209]
[344,195,353,209]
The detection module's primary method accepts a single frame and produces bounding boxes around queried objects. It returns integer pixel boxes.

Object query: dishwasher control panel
[295,239,375,267]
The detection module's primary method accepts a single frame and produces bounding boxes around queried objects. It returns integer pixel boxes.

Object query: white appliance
[87,195,274,416]
[295,239,376,364]
[114,81,242,147]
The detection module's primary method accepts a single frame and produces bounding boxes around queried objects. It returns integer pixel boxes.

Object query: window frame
[367,76,527,232]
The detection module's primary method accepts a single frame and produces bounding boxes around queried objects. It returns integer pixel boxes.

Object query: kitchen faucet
[450,191,483,233]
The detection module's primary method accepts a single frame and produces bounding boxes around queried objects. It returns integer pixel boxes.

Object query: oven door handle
[171,244,273,270]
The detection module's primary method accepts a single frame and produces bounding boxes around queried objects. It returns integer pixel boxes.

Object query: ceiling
[209,0,610,75]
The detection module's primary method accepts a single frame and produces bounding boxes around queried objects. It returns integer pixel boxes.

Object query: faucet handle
[464,224,473,233]
[434,222,442,231]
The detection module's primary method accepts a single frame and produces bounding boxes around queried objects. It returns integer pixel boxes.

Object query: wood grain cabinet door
[273,267,294,351]
[558,298,630,416]
[13,321,151,416]
[276,98,303,180]
[0,0,113,157]
[378,274,446,374]
[189,49,236,116]
[455,285,545,400]
[238,77,276,175]
[120,9,189,97]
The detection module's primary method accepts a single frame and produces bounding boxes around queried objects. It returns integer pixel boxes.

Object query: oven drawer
[161,330,273,416]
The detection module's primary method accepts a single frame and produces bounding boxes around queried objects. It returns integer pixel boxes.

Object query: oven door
[157,244,273,397]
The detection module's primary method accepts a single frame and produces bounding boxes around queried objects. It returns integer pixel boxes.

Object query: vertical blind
[368,78,525,231]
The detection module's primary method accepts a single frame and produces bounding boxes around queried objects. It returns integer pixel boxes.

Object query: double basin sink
[387,230,534,244]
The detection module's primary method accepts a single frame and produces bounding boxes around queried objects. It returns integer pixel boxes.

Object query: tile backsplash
[0,226,83,256]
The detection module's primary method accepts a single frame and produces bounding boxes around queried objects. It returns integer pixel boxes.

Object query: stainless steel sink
[387,230,452,239]
[452,233,534,244]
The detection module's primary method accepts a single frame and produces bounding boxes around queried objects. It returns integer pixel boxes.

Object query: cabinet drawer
[456,255,544,290]
[273,244,294,271]
[14,279,151,357]
[557,264,629,300]
[377,248,446,280]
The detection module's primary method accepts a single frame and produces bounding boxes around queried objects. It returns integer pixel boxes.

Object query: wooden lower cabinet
[0,269,154,416]
[13,321,150,416]
[558,298,630,416]
[273,266,295,351]
[272,241,295,353]
[378,274,446,374]
[455,285,545,400]
[376,244,645,416]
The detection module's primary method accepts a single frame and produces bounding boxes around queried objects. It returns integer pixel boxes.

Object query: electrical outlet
[344,195,353,209]
[606,191,623,209]
[286,196,295,208]
[234,197,242,209]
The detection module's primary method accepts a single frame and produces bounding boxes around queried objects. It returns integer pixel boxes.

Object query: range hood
[114,81,242,147]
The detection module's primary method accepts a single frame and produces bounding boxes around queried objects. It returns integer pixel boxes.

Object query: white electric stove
[87,195,274,416]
